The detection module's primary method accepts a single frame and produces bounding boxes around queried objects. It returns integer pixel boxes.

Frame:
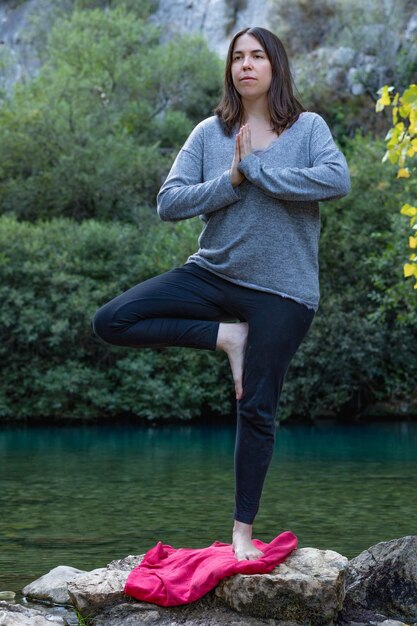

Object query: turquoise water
[1,421,416,593]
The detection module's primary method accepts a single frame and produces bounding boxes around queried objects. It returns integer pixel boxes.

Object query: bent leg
[233,295,314,525]
[92,265,230,351]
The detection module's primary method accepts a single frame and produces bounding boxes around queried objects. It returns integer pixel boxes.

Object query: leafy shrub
[1,131,416,422]
[0,7,223,221]
[0,214,231,421]
[279,131,417,419]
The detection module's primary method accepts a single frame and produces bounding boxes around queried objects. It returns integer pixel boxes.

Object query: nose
[242,55,253,69]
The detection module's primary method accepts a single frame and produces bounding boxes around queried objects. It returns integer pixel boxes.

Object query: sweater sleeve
[157,123,241,222]
[237,114,351,202]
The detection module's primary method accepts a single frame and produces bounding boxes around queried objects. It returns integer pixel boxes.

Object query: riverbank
[2,535,416,625]
[1,407,417,428]
[2,422,417,601]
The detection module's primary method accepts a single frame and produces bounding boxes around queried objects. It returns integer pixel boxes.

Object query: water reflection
[1,422,416,591]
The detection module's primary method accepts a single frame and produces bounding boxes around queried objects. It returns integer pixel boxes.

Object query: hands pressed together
[230,124,252,187]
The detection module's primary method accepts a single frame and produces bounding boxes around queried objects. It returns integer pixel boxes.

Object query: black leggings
[92,262,314,524]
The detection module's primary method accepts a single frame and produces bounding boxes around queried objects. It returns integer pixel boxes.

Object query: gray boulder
[215,547,348,625]
[345,535,417,621]
[0,594,15,602]
[22,565,86,606]
[405,13,417,40]
[67,548,349,625]
[67,567,130,615]
[67,560,284,625]
[0,600,67,625]
[67,553,144,614]
[89,596,300,626]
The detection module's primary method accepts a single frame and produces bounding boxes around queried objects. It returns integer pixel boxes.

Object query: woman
[93,27,350,561]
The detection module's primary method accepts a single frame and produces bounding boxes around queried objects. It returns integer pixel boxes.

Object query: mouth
[240,76,256,82]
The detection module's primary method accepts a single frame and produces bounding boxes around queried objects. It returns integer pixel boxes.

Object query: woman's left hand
[238,124,253,160]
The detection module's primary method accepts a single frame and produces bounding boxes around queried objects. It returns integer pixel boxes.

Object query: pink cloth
[124,531,297,606]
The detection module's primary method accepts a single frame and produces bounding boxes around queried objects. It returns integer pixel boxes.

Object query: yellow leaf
[404,263,415,277]
[376,85,394,111]
[376,99,385,112]
[409,236,417,249]
[397,168,410,178]
[399,104,410,118]
[400,204,417,217]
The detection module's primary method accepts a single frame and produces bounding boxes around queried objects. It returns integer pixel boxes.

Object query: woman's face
[231,33,273,102]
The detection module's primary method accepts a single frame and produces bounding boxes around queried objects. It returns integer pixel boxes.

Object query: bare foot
[232,520,264,561]
[216,322,248,400]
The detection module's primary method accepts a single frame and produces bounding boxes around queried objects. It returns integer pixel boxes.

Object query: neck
[241,97,271,126]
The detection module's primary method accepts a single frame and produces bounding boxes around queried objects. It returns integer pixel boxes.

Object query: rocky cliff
[150,0,271,56]
[0,0,416,108]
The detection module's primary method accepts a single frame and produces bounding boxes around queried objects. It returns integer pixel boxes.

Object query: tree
[376,83,417,289]
[0,7,223,221]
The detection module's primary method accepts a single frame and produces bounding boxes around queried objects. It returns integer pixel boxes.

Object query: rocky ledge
[1,536,416,625]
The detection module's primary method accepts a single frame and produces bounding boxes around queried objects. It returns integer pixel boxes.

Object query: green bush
[0,214,231,421]
[1,132,416,422]
[0,7,222,221]
[279,131,417,419]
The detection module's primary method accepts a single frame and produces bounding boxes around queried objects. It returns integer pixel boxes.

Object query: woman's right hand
[229,132,245,187]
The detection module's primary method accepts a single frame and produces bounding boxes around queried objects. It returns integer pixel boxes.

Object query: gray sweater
[157,112,350,311]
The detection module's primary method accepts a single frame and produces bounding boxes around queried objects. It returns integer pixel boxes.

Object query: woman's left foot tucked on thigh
[216,321,248,400]
[232,520,264,561]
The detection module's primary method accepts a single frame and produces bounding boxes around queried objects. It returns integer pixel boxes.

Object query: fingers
[237,124,252,160]
[234,132,240,161]
[229,131,244,187]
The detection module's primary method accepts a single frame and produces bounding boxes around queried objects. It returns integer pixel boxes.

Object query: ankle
[216,322,247,352]
[233,520,253,536]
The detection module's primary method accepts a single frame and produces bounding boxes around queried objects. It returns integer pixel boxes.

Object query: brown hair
[214,27,307,136]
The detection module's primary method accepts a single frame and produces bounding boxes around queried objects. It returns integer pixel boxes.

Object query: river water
[1,421,416,593]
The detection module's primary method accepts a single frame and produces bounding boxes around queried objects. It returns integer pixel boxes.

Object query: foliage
[19,0,158,63]
[279,131,417,419]
[376,83,417,287]
[0,7,222,221]
[269,0,417,140]
[1,128,417,423]
[0,214,232,421]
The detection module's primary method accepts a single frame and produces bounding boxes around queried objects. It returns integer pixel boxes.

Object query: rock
[90,595,301,626]
[336,594,399,625]
[215,547,348,624]
[67,554,144,614]
[346,68,365,96]
[345,535,417,621]
[67,566,130,615]
[0,600,67,625]
[328,46,356,67]
[405,12,417,40]
[326,66,348,90]
[106,555,144,571]
[67,548,348,625]
[0,593,15,602]
[22,565,86,606]
[150,0,271,57]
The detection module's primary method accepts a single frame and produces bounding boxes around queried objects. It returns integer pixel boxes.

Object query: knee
[239,399,276,440]
[91,304,115,345]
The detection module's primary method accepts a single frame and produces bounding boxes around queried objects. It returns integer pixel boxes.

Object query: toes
[233,547,264,561]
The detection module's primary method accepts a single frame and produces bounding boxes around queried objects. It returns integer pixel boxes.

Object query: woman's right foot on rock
[216,322,248,400]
